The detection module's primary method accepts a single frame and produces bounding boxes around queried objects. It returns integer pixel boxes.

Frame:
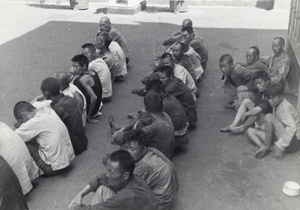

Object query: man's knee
[264,113,275,123]
[246,127,255,136]
[241,98,253,107]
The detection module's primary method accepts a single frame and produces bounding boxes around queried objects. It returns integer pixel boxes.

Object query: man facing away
[41,77,88,156]
[69,150,158,210]
[14,101,75,176]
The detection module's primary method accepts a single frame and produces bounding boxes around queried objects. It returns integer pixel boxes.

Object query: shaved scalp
[274,37,285,47]
[220,54,233,64]
[53,72,70,90]
[100,16,111,24]
[182,19,193,28]
[249,46,260,57]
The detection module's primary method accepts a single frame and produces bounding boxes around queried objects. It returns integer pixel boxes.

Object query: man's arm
[69,185,93,209]
[80,76,98,123]
[73,91,84,113]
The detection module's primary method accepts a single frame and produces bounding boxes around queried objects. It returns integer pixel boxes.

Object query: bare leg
[220,98,255,132]
[246,127,265,148]
[230,115,258,134]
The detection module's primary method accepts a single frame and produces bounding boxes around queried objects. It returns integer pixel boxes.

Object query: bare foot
[229,125,245,134]
[220,126,232,132]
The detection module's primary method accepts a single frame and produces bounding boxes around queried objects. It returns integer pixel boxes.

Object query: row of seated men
[218,37,300,160]
[0,17,208,210]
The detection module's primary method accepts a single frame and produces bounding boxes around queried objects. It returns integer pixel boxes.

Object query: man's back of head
[144,92,163,113]
[53,72,70,91]
[41,77,61,98]
[13,101,36,122]
[182,19,193,28]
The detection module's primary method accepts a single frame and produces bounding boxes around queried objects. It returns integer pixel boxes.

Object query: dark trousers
[26,140,58,176]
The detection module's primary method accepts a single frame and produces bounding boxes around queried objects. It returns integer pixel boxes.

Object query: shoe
[131,89,147,96]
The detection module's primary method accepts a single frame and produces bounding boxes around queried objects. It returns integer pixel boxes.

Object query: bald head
[53,72,70,91]
[182,19,193,28]
[99,16,111,32]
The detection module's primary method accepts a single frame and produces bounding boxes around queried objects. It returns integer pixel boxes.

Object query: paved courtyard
[0,1,299,209]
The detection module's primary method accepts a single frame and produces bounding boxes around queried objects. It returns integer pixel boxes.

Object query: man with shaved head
[265,37,290,86]
[99,16,130,64]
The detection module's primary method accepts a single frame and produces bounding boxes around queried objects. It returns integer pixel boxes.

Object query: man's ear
[83,64,87,70]
[123,171,130,180]
[42,91,51,100]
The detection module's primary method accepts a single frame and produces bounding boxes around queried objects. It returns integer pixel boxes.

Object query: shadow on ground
[1,21,299,210]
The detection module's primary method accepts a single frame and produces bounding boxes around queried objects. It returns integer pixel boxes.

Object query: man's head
[172,42,185,60]
[122,130,148,162]
[13,101,36,124]
[160,52,175,69]
[144,92,163,113]
[70,55,89,75]
[53,72,70,92]
[182,19,193,28]
[265,84,284,107]
[105,150,135,188]
[181,26,194,43]
[145,79,165,94]
[252,70,270,93]
[99,16,111,32]
[95,32,112,50]
[41,77,61,99]
[81,43,97,62]
[246,46,260,65]
[272,37,285,56]
[158,66,174,85]
[219,54,234,75]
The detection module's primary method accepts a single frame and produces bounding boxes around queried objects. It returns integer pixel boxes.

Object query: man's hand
[69,194,82,210]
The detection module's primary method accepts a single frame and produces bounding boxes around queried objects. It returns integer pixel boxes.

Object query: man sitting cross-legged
[70,54,103,123]
[219,54,257,109]
[247,84,300,159]
[69,150,158,210]
[53,72,87,127]
[146,79,189,148]
[158,66,197,128]
[14,101,75,176]
[220,70,272,134]
[81,43,112,102]
[41,77,88,156]
[109,92,175,160]
[120,130,179,210]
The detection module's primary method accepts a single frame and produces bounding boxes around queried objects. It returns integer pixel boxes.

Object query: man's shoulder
[109,27,121,39]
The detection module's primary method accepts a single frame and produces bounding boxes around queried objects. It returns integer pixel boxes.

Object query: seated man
[109,92,175,160]
[158,66,198,128]
[70,54,103,123]
[121,130,179,210]
[14,101,75,176]
[69,150,158,210]
[0,122,40,195]
[236,46,268,72]
[172,42,198,83]
[53,72,87,127]
[264,37,290,86]
[0,156,28,210]
[109,40,128,80]
[98,16,130,64]
[220,70,272,134]
[82,43,113,102]
[161,52,196,99]
[219,54,257,109]
[41,77,88,156]
[95,32,123,84]
[247,84,300,159]
[146,79,189,147]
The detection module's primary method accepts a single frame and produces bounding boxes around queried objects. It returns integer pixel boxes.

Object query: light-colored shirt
[0,122,40,195]
[89,58,112,98]
[173,64,197,97]
[15,107,75,171]
[135,147,179,210]
[109,41,127,77]
[274,98,300,151]
[63,83,87,126]
[109,27,130,61]
[184,45,204,79]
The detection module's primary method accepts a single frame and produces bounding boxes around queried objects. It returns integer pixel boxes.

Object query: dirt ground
[0,2,299,210]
